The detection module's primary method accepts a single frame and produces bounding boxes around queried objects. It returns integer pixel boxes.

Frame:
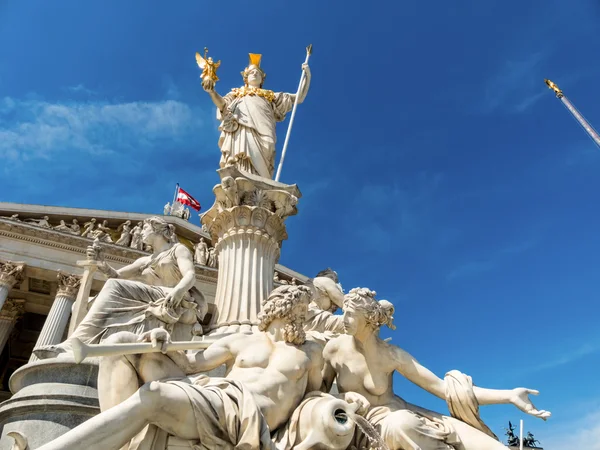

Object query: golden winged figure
[196,47,221,86]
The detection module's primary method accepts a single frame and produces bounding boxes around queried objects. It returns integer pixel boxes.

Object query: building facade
[0,201,307,400]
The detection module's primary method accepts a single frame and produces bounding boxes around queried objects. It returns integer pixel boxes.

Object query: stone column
[30,272,82,363]
[0,261,25,311]
[202,166,301,334]
[0,299,26,355]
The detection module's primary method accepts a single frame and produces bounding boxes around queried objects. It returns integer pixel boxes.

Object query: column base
[0,357,99,449]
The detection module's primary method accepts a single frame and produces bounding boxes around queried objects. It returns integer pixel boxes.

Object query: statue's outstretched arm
[392,346,551,420]
[295,63,311,104]
[204,84,226,111]
[391,345,446,399]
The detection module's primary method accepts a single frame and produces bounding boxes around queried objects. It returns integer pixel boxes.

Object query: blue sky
[2,0,600,446]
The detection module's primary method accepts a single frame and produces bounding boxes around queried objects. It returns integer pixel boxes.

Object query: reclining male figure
[33,285,331,450]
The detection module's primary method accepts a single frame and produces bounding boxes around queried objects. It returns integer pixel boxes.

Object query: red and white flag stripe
[176,186,201,211]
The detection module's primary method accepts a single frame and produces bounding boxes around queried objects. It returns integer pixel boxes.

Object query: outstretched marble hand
[509,388,551,420]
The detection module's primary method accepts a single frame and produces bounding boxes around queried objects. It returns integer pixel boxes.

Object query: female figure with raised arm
[34,216,207,359]
[322,288,550,450]
[202,53,311,179]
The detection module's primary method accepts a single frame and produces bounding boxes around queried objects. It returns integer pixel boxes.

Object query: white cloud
[447,238,539,281]
[480,51,549,115]
[527,341,600,373]
[0,96,205,162]
[65,84,96,96]
[544,408,600,450]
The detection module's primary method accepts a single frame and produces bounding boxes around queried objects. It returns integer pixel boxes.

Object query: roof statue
[198,47,311,180]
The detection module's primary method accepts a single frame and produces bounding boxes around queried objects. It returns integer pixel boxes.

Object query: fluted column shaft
[213,228,280,333]
[0,317,14,355]
[0,299,26,355]
[0,285,10,311]
[30,272,81,362]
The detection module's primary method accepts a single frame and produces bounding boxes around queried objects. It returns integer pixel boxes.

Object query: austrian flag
[176,186,201,211]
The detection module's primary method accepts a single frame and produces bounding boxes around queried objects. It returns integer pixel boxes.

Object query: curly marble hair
[343,287,396,331]
[143,216,177,244]
[258,284,312,345]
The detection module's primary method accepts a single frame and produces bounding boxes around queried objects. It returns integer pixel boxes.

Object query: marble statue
[91,219,113,243]
[69,219,80,235]
[274,272,288,285]
[29,285,359,450]
[80,218,97,238]
[322,288,551,450]
[130,222,144,250]
[194,237,208,266]
[202,53,311,179]
[303,268,345,335]
[52,220,71,233]
[33,216,208,360]
[504,421,520,447]
[207,247,217,268]
[163,202,171,215]
[1,213,20,221]
[115,220,133,246]
[25,215,51,228]
[523,431,541,448]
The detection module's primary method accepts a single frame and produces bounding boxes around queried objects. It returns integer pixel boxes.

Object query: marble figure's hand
[343,392,370,416]
[509,388,551,421]
[85,245,101,261]
[165,288,185,310]
[202,78,215,92]
[140,328,171,354]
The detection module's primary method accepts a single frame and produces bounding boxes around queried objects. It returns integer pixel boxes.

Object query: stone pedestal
[30,273,81,363]
[202,167,301,334]
[0,357,100,450]
[0,261,25,311]
[0,299,25,355]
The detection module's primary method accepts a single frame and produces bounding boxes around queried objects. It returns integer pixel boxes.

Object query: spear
[275,44,313,182]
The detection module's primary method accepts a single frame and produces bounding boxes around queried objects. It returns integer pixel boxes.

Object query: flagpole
[275,44,312,182]
[519,419,523,450]
[170,183,179,215]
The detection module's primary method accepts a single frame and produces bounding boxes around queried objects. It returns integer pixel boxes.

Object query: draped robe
[217,91,295,179]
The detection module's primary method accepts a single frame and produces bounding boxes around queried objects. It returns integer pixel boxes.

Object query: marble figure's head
[142,216,176,245]
[342,288,396,335]
[258,284,312,345]
[242,64,266,88]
